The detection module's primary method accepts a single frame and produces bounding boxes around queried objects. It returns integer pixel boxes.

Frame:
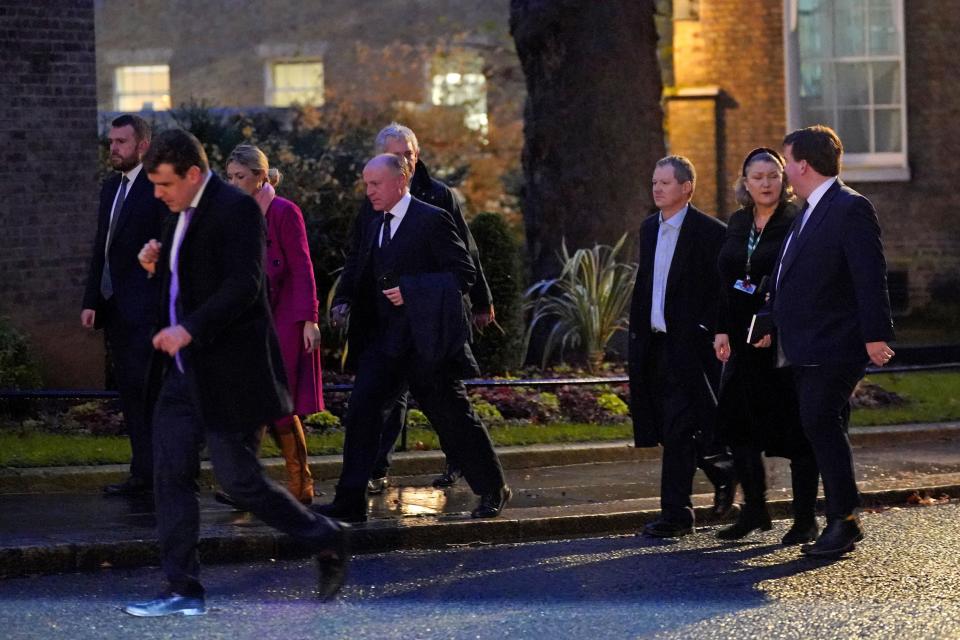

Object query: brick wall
[668,0,960,310]
[666,94,720,214]
[848,1,960,309]
[670,0,787,218]
[0,1,104,387]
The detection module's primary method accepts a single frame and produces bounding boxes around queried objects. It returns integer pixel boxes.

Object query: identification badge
[733,279,757,294]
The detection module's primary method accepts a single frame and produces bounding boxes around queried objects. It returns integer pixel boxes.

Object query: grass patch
[0,432,133,467]
[0,422,629,468]
[851,371,960,426]
[2,371,958,468]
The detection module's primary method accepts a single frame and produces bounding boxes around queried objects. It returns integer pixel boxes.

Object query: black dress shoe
[122,592,205,617]
[103,476,152,497]
[712,482,737,518]
[801,517,863,557]
[471,486,511,518]
[312,501,367,523]
[367,476,388,495]
[432,465,463,489]
[781,520,819,545]
[315,522,350,601]
[716,505,772,540]
[311,486,368,523]
[214,490,244,510]
[643,519,694,538]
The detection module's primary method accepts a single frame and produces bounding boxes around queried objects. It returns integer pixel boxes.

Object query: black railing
[3,362,959,452]
[2,362,958,401]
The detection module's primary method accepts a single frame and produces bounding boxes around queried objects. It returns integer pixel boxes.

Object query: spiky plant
[523,235,638,372]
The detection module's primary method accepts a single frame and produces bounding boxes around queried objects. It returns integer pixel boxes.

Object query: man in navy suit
[81,114,169,497]
[320,153,510,523]
[770,125,895,558]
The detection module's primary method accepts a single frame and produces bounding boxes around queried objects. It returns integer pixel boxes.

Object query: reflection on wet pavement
[3,438,960,549]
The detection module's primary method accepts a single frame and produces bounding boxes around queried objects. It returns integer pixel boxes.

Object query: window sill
[841,165,911,182]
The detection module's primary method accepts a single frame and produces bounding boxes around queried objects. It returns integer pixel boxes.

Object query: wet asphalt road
[2,502,959,640]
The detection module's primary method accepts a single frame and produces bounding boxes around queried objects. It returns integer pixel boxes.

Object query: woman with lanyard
[713,148,820,545]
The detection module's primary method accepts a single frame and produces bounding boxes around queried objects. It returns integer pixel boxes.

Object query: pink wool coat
[258,188,324,415]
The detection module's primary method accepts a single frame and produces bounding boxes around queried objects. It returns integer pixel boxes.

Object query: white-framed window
[266,61,324,107]
[114,65,170,111]
[430,51,488,134]
[784,0,909,180]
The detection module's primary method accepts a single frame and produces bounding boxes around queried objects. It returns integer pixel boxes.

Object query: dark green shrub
[469,212,524,375]
[0,317,42,389]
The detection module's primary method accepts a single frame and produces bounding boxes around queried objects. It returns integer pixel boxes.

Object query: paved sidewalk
[2,424,960,578]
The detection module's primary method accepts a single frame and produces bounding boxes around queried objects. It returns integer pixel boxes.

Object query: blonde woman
[224,144,322,504]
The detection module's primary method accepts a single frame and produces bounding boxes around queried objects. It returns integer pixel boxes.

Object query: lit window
[114,65,170,111]
[267,61,324,107]
[785,0,908,180]
[431,59,488,133]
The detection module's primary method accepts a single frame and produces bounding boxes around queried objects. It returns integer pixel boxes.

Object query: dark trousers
[371,390,408,479]
[791,362,864,520]
[732,444,819,522]
[341,346,504,495]
[103,303,154,483]
[152,368,338,597]
[645,334,733,526]
[371,389,461,479]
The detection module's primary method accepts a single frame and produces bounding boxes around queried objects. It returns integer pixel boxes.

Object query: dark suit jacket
[146,174,292,431]
[335,195,477,373]
[771,179,894,366]
[628,205,726,447]
[82,169,170,328]
[339,160,492,315]
[400,271,479,378]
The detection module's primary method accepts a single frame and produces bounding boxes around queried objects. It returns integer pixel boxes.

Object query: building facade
[93,0,521,136]
[0,0,104,387]
[665,0,960,311]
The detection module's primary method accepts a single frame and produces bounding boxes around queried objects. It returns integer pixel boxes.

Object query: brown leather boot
[277,416,315,505]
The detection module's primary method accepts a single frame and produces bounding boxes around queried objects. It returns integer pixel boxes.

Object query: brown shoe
[277,417,315,505]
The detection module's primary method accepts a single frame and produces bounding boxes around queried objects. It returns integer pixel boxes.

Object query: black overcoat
[146,174,292,431]
[628,205,726,447]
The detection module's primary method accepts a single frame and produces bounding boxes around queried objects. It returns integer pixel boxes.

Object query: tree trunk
[510,0,666,280]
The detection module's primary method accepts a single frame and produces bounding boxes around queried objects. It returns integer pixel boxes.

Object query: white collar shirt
[650,204,689,332]
[169,171,212,273]
[776,176,837,288]
[108,163,142,223]
[379,190,412,246]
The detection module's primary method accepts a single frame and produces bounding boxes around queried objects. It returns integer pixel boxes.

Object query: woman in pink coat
[225,144,323,504]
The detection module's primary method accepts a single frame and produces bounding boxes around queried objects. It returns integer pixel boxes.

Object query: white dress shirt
[109,163,142,220]
[169,171,212,274]
[776,176,837,287]
[650,205,689,332]
[379,190,412,246]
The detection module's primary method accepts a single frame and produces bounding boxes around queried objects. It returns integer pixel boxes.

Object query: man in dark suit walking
[348,123,495,493]
[770,125,895,558]
[628,155,736,538]
[81,114,169,497]
[123,130,347,617]
[320,153,510,523]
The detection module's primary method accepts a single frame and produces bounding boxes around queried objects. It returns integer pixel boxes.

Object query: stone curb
[2,479,958,579]
[2,422,958,495]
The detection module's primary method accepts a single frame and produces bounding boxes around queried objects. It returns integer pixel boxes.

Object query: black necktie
[380,212,394,250]
[100,175,130,300]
